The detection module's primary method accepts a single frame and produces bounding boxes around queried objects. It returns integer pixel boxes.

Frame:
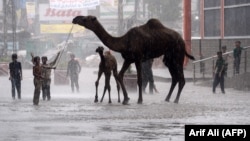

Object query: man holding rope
[41,52,60,100]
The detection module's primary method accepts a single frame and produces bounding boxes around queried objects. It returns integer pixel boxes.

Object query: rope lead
[55,24,74,68]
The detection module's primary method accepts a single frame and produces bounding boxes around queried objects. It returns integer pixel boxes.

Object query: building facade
[200,0,250,39]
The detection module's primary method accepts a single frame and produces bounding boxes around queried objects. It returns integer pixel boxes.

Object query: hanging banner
[101,0,115,6]
[49,0,100,9]
[40,24,84,34]
[26,2,36,18]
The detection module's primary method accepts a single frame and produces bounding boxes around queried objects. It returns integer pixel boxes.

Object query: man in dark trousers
[221,45,230,77]
[9,53,22,99]
[142,59,158,94]
[233,41,243,74]
[213,51,226,94]
[67,53,81,93]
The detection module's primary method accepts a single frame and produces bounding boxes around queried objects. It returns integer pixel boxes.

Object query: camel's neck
[98,52,105,63]
[92,21,126,52]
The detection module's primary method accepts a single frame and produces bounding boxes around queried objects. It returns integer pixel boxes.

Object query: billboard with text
[39,4,87,21]
[49,0,100,9]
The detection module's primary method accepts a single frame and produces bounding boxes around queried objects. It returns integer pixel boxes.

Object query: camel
[95,46,120,103]
[72,15,195,104]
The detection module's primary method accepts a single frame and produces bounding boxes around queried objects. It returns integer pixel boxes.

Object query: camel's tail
[185,51,195,60]
[179,39,195,60]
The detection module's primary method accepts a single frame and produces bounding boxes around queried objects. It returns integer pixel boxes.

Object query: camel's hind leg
[100,72,112,103]
[113,69,121,103]
[165,63,185,103]
[95,71,103,103]
[174,68,185,103]
[165,66,178,102]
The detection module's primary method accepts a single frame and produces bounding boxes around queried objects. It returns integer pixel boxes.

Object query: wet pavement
[0,68,250,141]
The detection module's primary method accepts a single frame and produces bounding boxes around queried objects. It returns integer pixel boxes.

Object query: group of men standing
[9,51,81,105]
[212,40,244,94]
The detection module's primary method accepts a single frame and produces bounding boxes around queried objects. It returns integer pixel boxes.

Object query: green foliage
[144,0,182,22]
[0,56,11,62]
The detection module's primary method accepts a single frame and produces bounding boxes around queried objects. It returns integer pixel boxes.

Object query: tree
[144,0,182,22]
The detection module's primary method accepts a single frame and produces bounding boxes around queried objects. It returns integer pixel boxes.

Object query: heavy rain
[0,0,250,141]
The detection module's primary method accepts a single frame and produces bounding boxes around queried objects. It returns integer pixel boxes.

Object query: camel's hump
[146,19,165,29]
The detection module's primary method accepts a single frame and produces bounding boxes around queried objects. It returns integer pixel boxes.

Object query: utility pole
[3,0,7,55]
[142,0,146,18]
[134,0,139,20]
[118,0,123,35]
[11,0,17,53]
[4,0,17,53]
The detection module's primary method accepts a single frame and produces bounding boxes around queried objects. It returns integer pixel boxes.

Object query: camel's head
[96,46,104,53]
[72,16,97,29]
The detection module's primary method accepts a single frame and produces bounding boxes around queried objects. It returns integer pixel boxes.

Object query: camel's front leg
[118,61,131,105]
[135,61,143,104]
[95,71,103,103]
[113,69,121,103]
[100,72,112,103]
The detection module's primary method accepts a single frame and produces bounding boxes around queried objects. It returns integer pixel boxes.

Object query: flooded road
[0,68,250,141]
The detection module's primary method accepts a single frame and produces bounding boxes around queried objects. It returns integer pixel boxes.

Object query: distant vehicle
[0,42,19,56]
[82,41,122,63]
[82,41,107,59]
[0,44,5,57]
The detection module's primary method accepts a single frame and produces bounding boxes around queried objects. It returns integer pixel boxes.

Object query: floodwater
[0,68,250,141]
